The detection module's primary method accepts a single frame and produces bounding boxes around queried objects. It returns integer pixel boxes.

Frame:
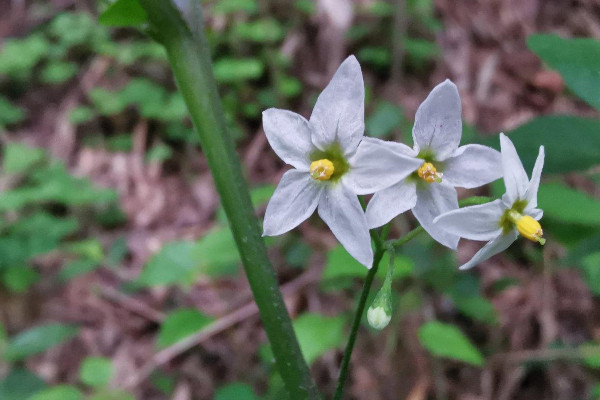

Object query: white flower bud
[367,305,391,330]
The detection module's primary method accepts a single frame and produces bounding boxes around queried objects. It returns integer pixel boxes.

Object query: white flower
[262,56,422,268]
[365,80,503,249]
[433,133,545,270]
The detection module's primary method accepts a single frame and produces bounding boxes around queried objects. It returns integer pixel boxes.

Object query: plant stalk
[136,2,319,399]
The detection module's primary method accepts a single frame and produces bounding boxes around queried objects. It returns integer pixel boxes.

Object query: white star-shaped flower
[262,56,422,268]
[433,133,545,270]
[365,80,503,249]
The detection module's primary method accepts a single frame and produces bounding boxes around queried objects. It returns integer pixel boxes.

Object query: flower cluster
[262,56,545,270]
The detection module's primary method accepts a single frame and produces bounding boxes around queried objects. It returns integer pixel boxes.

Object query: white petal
[500,133,528,204]
[263,109,314,170]
[442,144,502,188]
[412,183,459,249]
[344,137,422,195]
[412,80,462,161]
[524,146,545,210]
[366,180,417,228]
[263,170,323,236]
[528,208,543,220]
[433,200,505,241]
[309,56,365,155]
[459,230,518,270]
[318,183,373,268]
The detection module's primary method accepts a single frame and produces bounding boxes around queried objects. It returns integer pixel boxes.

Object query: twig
[99,286,166,323]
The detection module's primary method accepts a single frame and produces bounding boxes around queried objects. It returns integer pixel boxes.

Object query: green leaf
[137,241,197,286]
[0,369,46,400]
[28,386,83,400]
[293,313,345,365]
[418,321,484,366]
[2,267,40,293]
[579,342,600,368]
[0,96,25,128]
[357,46,391,68]
[4,323,79,361]
[68,106,95,125]
[366,102,403,138]
[2,143,45,174]
[234,19,284,43]
[0,35,49,78]
[527,34,600,111]
[580,252,600,296]
[538,183,600,226]
[214,383,259,400]
[213,58,264,83]
[213,0,258,15]
[88,390,135,400]
[41,62,78,84]
[157,309,214,349]
[79,357,114,388]
[99,0,148,27]
[505,116,600,174]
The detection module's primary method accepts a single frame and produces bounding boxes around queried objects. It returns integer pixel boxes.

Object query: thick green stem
[136,2,319,399]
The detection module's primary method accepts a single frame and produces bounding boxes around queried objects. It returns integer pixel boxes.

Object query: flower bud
[367,305,391,330]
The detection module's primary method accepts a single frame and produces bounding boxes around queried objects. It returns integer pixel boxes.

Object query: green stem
[136,2,319,399]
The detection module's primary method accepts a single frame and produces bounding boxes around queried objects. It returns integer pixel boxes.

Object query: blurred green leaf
[234,19,284,43]
[2,267,40,293]
[50,12,109,48]
[364,1,394,16]
[405,38,439,67]
[580,342,600,368]
[99,0,148,27]
[68,106,95,125]
[0,369,46,400]
[146,143,173,162]
[357,47,391,68]
[4,323,79,361]
[213,0,258,15]
[580,252,600,296]
[59,259,100,282]
[28,386,83,400]
[0,35,49,78]
[504,116,600,174]
[137,241,197,286]
[294,0,316,15]
[418,321,484,366]
[528,34,600,111]
[0,96,25,128]
[366,102,403,138]
[213,58,264,83]
[41,61,78,84]
[293,313,346,365]
[2,143,45,174]
[538,183,600,226]
[214,383,259,400]
[80,357,114,388]
[88,390,135,400]
[157,309,214,349]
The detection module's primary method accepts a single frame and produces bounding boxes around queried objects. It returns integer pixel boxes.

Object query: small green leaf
[213,58,264,83]
[418,321,484,366]
[2,267,40,293]
[213,0,258,15]
[214,383,259,400]
[80,357,114,388]
[99,0,148,27]
[538,183,600,226]
[0,369,46,400]
[2,143,45,174]
[88,390,135,400]
[28,385,83,400]
[528,34,600,111]
[137,241,198,286]
[157,309,214,349]
[580,252,600,296]
[69,106,95,125]
[41,61,78,84]
[4,323,79,361]
[0,96,26,128]
[293,313,345,365]
[366,102,403,138]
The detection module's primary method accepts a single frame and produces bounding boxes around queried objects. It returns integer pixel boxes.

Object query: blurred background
[0,0,599,399]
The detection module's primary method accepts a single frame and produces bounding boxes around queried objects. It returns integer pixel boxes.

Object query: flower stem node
[417,162,443,183]
[515,214,546,245]
[367,305,392,330]
[310,159,335,181]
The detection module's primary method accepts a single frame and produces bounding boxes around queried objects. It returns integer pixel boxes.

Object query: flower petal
[263,169,323,236]
[500,133,528,204]
[459,230,518,270]
[263,108,314,170]
[524,145,545,210]
[366,180,417,228]
[344,137,422,195]
[318,183,373,268]
[412,80,462,161]
[412,183,459,249]
[528,208,543,220]
[433,200,505,241]
[309,55,365,155]
[442,144,502,188]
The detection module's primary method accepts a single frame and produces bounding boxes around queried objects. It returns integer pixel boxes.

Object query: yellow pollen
[417,162,443,183]
[310,159,335,181]
[516,215,546,245]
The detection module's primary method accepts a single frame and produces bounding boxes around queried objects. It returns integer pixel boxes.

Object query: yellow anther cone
[310,159,335,181]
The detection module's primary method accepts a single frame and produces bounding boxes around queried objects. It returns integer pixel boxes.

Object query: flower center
[417,162,443,183]
[507,210,546,245]
[310,159,335,181]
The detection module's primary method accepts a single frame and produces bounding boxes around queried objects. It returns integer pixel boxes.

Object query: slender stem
[387,225,425,248]
[135,2,319,399]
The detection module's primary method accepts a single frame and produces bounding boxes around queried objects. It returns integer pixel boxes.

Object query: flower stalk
[135,1,319,399]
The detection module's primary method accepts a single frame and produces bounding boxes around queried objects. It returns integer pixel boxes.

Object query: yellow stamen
[417,162,443,183]
[508,211,546,245]
[310,159,335,181]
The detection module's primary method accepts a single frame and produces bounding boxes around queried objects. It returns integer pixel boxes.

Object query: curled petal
[412,80,462,161]
[318,183,373,268]
[434,199,504,241]
[459,230,518,270]
[500,133,529,205]
[525,146,545,211]
[263,170,323,236]
[263,109,314,170]
[310,56,365,155]
[442,144,502,188]
[366,180,417,228]
[412,183,459,249]
[345,137,422,195]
